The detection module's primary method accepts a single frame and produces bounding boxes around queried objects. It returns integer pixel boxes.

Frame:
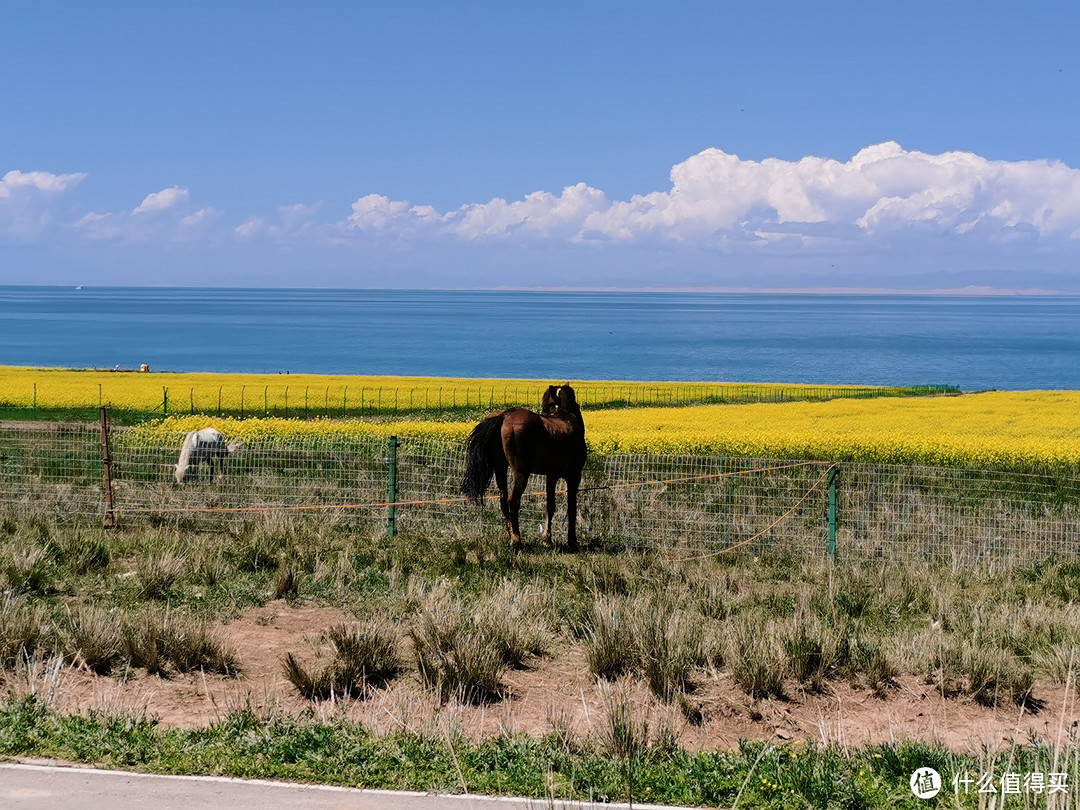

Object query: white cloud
[447,183,608,239]
[331,143,1080,251]
[0,169,85,198]
[180,207,217,227]
[346,194,414,232]
[132,186,189,215]
[73,211,123,240]
[235,217,265,238]
[0,169,87,242]
[235,203,322,242]
[8,143,1080,289]
[75,185,206,243]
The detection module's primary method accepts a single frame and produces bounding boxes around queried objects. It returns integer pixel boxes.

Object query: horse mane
[541,385,560,415]
[541,383,581,417]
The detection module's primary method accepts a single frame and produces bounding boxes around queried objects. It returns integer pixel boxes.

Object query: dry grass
[62,605,122,675]
[726,619,787,700]
[0,541,54,595]
[782,621,839,693]
[136,549,186,600]
[0,595,51,667]
[3,488,1080,728]
[284,620,402,700]
[410,585,507,704]
[583,595,635,681]
[121,609,239,677]
[473,580,554,669]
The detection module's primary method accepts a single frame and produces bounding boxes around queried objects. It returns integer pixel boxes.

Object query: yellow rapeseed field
[136,415,469,445]
[2,367,562,412]
[584,391,1080,468]
[137,391,1080,470]
[0,366,932,414]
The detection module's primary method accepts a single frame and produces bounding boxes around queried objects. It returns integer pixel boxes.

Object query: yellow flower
[9,364,1080,470]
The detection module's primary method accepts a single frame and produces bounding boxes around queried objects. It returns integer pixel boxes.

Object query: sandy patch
[8,602,1077,753]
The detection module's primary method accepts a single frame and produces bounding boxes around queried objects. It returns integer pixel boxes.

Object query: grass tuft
[0,542,55,595]
[136,550,185,600]
[284,621,401,701]
[121,610,239,677]
[583,596,635,681]
[62,606,122,675]
[727,619,786,699]
[410,586,506,704]
[0,596,52,667]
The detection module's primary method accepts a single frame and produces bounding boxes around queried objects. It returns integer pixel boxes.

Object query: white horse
[174,427,244,484]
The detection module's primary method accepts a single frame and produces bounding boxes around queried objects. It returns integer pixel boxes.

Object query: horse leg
[540,474,557,544]
[564,470,581,552]
[507,468,530,549]
[494,464,511,541]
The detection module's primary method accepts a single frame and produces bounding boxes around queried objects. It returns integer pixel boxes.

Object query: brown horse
[461,383,587,551]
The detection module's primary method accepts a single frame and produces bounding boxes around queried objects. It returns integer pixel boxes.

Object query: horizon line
[1,283,1073,297]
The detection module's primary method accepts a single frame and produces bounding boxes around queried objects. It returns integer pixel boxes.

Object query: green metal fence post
[387,435,399,539]
[827,465,839,561]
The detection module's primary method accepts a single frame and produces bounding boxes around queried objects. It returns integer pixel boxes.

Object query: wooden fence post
[100,407,116,529]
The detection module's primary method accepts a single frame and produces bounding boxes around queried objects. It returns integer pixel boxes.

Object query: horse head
[541,385,561,414]
[554,383,581,417]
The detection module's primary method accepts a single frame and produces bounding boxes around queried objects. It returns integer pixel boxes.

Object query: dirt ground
[8,601,1078,754]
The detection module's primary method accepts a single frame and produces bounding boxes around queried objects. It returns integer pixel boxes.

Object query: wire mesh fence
[5,377,960,422]
[2,419,1080,566]
[837,464,1080,565]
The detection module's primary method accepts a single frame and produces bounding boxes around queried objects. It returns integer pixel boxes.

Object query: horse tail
[461,413,504,502]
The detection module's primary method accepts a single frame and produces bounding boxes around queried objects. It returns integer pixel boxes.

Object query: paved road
[0,762,703,810]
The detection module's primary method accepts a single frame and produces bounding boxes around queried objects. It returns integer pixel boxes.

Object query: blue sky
[4,1,1080,291]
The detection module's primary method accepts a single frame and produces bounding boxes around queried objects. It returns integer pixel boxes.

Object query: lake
[2,286,1079,390]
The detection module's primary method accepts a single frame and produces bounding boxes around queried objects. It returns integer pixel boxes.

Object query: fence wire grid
[2,421,1080,566]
